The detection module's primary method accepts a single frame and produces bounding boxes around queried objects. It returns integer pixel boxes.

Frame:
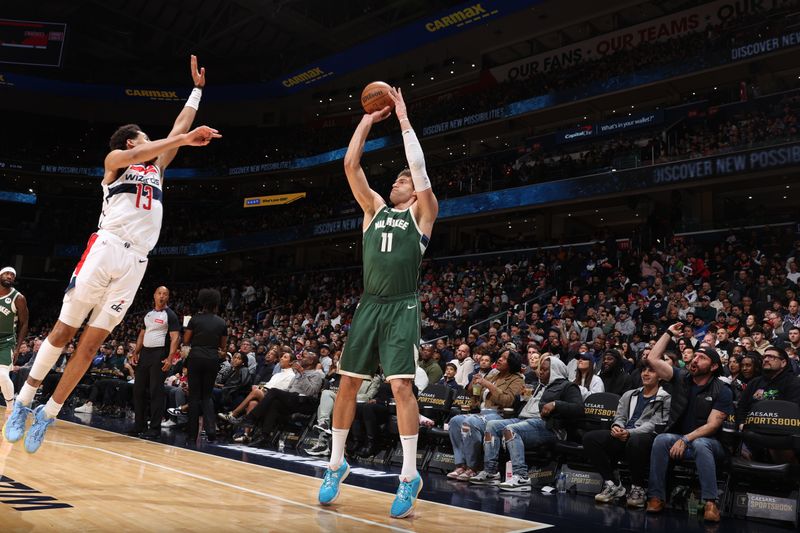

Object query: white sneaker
[595,480,626,503]
[469,471,501,485]
[161,419,177,428]
[74,403,94,414]
[498,474,532,492]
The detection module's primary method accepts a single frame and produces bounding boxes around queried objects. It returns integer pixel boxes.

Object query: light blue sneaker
[318,460,350,505]
[24,405,56,454]
[390,473,423,518]
[3,401,31,443]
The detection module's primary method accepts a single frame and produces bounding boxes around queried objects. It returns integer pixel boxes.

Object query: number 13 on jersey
[135,183,153,210]
[380,232,393,253]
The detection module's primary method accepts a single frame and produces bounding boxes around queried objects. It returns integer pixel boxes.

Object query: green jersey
[362,205,429,296]
[0,288,20,338]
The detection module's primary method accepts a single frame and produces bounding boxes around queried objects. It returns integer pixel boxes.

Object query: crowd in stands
[13,86,800,252]
[8,223,800,522]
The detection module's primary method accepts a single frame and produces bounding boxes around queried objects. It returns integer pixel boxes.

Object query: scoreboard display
[0,19,66,67]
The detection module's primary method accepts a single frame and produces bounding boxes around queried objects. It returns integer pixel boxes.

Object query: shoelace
[322,469,340,488]
[28,417,53,441]
[10,407,30,427]
[396,481,413,501]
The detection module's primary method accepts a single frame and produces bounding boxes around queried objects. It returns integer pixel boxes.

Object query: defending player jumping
[318,87,438,518]
[3,56,221,453]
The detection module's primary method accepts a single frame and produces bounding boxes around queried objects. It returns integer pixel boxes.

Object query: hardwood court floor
[0,411,549,532]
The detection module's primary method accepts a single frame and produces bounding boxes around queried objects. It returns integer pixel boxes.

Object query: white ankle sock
[329,428,349,470]
[399,434,418,481]
[44,398,63,419]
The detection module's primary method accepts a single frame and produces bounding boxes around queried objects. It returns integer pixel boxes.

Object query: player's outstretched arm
[104,126,221,173]
[157,54,207,170]
[389,87,438,236]
[343,107,392,221]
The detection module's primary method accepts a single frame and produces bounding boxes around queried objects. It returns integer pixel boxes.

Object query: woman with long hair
[184,288,228,444]
[573,352,604,399]
[447,350,524,481]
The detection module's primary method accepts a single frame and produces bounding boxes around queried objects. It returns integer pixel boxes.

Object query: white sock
[44,398,63,419]
[16,382,37,407]
[0,365,13,403]
[399,434,418,481]
[329,428,349,470]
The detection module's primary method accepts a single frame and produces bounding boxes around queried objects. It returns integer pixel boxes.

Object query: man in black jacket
[643,323,733,523]
[600,349,633,395]
[735,346,800,462]
[469,356,583,491]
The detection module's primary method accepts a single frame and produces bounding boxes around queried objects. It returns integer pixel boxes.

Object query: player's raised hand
[366,106,392,124]
[191,54,206,88]
[184,125,221,146]
[388,87,408,121]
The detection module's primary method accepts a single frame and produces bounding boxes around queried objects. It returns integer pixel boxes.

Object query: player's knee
[389,378,413,396]
[58,300,93,332]
[503,429,515,442]
[87,310,122,332]
[338,375,363,394]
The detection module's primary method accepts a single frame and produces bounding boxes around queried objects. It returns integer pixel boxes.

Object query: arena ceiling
[2,0,464,84]
[4,0,692,89]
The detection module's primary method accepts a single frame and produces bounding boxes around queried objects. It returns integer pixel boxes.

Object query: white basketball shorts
[59,230,149,331]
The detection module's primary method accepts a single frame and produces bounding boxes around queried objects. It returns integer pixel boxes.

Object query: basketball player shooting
[318,87,438,518]
[3,55,221,453]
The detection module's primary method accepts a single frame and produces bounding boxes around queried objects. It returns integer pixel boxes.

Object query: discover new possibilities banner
[52,141,800,257]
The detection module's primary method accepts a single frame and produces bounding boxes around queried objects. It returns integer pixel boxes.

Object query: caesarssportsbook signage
[490,0,791,82]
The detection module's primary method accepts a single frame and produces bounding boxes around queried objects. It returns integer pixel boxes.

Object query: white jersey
[99,163,164,252]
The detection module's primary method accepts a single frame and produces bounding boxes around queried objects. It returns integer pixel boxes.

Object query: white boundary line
[51,417,552,532]
[53,441,411,533]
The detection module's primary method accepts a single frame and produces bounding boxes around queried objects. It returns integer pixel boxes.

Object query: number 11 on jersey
[380,232,393,253]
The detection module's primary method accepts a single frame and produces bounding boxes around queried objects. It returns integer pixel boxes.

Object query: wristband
[680,436,690,446]
[185,87,202,110]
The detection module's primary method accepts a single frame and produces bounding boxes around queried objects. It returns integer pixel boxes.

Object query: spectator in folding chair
[418,343,442,385]
[447,349,523,482]
[470,356,583,491]
[305,373,381,457]
[437,363,461,391]
[467,353,494,383]
[735,346,800,463]
[583,362,671,508]
[220,350,296,427]
[573,351,604,399]
[599,349,634,395]
[212,352,251,413]
[643,323,733,523]
[236,349,324,447]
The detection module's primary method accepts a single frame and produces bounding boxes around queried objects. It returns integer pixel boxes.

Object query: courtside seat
[554,392,620,459]
[731,400,800,478]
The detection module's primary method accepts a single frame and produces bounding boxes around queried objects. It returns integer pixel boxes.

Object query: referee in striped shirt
[132,286,180,438]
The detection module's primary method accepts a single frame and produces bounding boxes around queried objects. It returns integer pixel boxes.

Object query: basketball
[361,81,394,114]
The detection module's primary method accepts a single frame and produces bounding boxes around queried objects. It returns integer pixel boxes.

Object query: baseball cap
[695,346,722,371]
